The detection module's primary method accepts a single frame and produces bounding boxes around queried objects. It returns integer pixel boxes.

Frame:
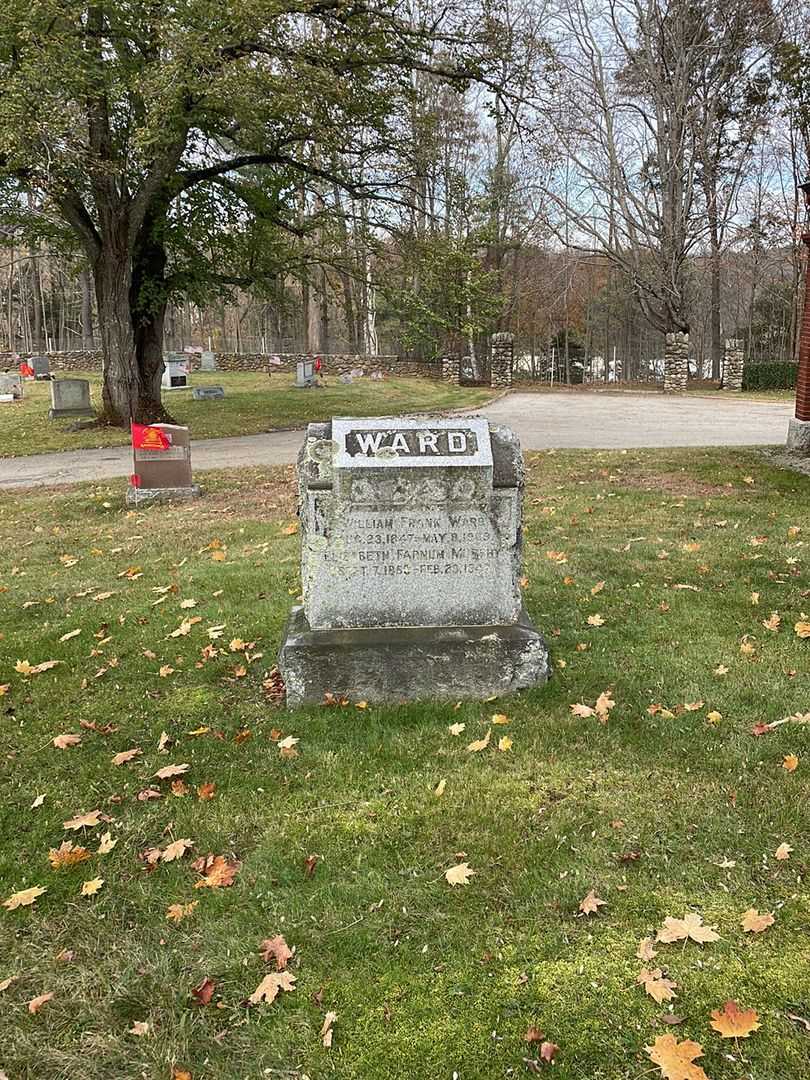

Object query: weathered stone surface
[295,359,317,387]
[280,605,548,707]
[192,386,225,400]
[31,355,51,379]
[663,332,689,392]
[0,373,23,400]
[278,415,548,706]
[162,356,190,389]
[48,378,94,419]
[786,417,810,453]
[723,339,744,391]
[199,350,217,371]
[125,483,201,507]
[491,332,514,389]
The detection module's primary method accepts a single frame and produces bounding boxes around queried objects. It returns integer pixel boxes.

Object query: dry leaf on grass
[656,913,719,944]
[783,754,799,772]
[63,810,103,830]
[166,901,198,923]
[48,842,90,870]
[434,778,447,797]
[645,1033,708,1080]
[710,1000,760,1038]
[154,763,190,780]
[97,832,117,855]
[248,971,296,1005]
[740,909,775,933]
[637,968,678,1004]
[637,937,658,961]
[112,747,142,766]
[80,877,104,897]
[448,722,465,736]
[775,842,793,861]
[161,838,194,863]
[579,890,606,915]
[3,885,47,910]
[321,1010,337,1048]
[466,729,491,752]
[53,733,81,749]
[445,862,474,886]
[260,934,293,970]
[28,992,54,1015]
[193,855,240,889]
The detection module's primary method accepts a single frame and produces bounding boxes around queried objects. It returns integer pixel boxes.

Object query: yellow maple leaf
[497,735,513,752]
[3,885,47,910]
[248,970,296,1004]
[637,968,677,1004]
[166,900,199,923]
[793,621,810,639]
[80,877,104,897]
[774,842,793,860]
[491,713,510,724]
[97,832,117,855]
[48,842,90,870]
[587,613,605,627]
[161,838,194,863]
[763,612,781,632]
[444,862,474,886]
[63,810,103,831]
[783,754,799,773]
[709,1000,760,1038]
[645,1033,708,1080]
[448,722,465,736]
[466,729,491,753]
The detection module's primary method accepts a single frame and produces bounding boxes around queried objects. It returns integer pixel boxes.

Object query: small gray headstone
[339,373,353,384]
[200,350,217,372]
[192,386,225,400]
[30,355,51,380]
[295,359,316,388]
[48,378,94,420]
[278,416,548,706]
[0,373,23,400]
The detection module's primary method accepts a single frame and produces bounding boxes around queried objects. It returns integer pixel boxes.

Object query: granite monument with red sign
[126,423,201,507]
[278,416,548,706]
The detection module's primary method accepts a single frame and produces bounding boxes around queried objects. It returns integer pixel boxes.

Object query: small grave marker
[192,386,225,400]
[126,423,201,507]
[48,378,94,420]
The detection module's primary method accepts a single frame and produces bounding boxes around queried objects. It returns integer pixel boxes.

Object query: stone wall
[441,355,461,385]
[663,332,689,393]
[722,339,744,391]
[0,350,103,371]
[490,333,514,389]
[0,349,441,379]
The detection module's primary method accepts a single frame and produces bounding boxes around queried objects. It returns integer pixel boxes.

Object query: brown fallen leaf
[710,1000,760,1038]
[656,913,719,944]
[645,1033,709,1080]
[128,1020,149,1036]
[248,970,296,1005]
[638,968,678,1004]
[466,729,491,753]
[48,841,91,870]
[579,890,607,915]
[161,838,194,863]
[303,854,319,878]
[53,733,81,750]
[192,977,215,1006]
[0,975,18,993]
[80,877,104,897]
[193,854,240,889]
[112,747,142,766]
[260,934,293,970]
[740,908,775,934]
[197,782,216,801]
[321,1010,338,1048]
[97,832,117,855]
[166,901,199,923]
[3,885,47,910]
[774,842,793,861]
[28,991,54,1014]
[783,754,799,773]
[154,763,190,780]
[636,937,658,962]
[794,621,810,639]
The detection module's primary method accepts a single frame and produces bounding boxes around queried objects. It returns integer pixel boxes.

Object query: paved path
[0,392,794,491]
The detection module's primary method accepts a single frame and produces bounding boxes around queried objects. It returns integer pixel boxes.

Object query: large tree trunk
[95,249,138,425]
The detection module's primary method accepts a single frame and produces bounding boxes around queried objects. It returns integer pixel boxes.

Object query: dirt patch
[607,472,732,497]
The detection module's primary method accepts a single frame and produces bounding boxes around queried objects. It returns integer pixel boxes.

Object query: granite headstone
[200,350,217,372]
[30,355,51,380]
[126,423,201,507]
[278,416,549,706]
[0,373,23,400]
[48,378,94,419]
[295,359,316,388]
[192,386,225,400]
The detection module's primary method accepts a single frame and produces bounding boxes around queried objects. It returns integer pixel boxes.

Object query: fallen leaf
[53,733,81,750]
[491,713,510,725]
[466,729,491,753]
[445,862,474,886]
[3,885,47,909]
[763,612,781,632]
[638,968,678,1004]
[579,890,606,915]
[434,778,447,797]
[28,992,54,1014]
[48,841,91,870]
[570,702,596,718]
[0,975,18,993]
[112,747,142,766]
[587,613,605,627]
[63,810,103,831]
[277,735,299,751]
[154,763,190,780]
[166,901,198,923]
[260,934,293,970]
[794,621,810,639]
[774,842,793,860]
[656,913,719,944]
[158,665,175,677]
[645,1034,708,1080]
[497,735,513,752]
[59,629,82,642]
[321,1010,337,1048]
[193,855,240,889]
[448,722,465,736]
[740,909,774,934]
[783,754,799,773]
[710,1000,760,1038]
[162,838,194,863]
[303,854,319,878]
[539,1041,559,1063]
[197,782,216,800]
[97,832,117,855]
[591,580,606,595]
[248,970,296,1005]
[192,977,216,1005]
[81,877,104,897]
[637,937,658,961]
[128,1020,149,1036]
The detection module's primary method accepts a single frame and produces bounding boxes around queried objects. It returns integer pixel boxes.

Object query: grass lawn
[0,371,496,457]
[1,447,809,1080]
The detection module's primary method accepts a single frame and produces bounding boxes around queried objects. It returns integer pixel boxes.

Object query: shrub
[742,361,798,390]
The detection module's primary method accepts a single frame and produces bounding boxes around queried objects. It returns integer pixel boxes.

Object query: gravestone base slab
[125,484,201,508]
[48,406,95,420]
[279,605,549,707]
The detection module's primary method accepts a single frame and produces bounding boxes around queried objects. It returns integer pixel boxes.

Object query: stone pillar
[490,332,514,389]
[787,230,810,453]
[722,338,744,391]
[663,332,689,393]
[441,354,461,385]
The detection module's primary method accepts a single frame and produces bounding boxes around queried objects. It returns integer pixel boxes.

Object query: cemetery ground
[1,448,809,1080]
[0,372,495,457]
